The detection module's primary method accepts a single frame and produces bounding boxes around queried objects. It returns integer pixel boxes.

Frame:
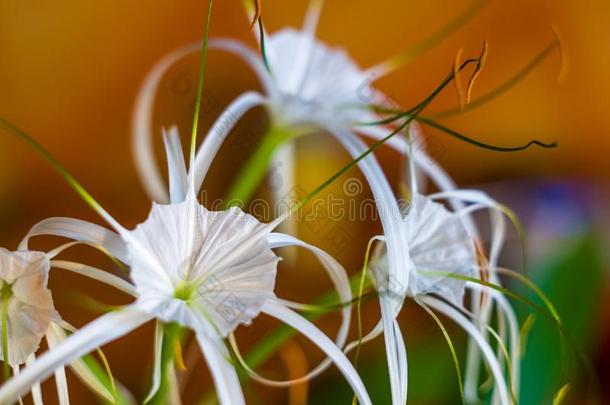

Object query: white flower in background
[0,127,372,405]
[0,248,56,366]
[366,193,517,405]
[371,194,478,306]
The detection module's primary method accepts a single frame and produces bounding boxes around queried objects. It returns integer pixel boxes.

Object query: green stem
[223,124,293,208]
[1,284,11,379]
[150,323,185,405]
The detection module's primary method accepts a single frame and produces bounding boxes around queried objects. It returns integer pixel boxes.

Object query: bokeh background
[0,0,608,403]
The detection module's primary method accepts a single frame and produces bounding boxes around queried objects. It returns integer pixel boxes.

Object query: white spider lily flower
[371,194,478,306]
[0,242,134,405]
[0,132,372,405]
[342,191,517,405]
[0,248,57,367]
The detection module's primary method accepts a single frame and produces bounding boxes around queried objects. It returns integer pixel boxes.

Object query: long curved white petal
[328,127,411,404]
[329,128,409,307]
[467,284,520,402]
[45,322,121,404]
[191,91,268,191]
[268,141,297,246]
[422,296,510,405]
[196,328,245,405]
[45,329,69,405]
[50,260,136,297]
[231,232,351,386]
[10,365,26,405]
[163,126,189,203]
[262,301,372,405]
[209,39,275,94]
[144,320,164,403]
[132,38,273,203]
[24,354,43,405]
[428,187,512,401]
[20,217,128,263]
[19,215,167,289]
[379,298,408,405]
[0,307,152,403]
[132,42,200,203]
[288,0,325,93]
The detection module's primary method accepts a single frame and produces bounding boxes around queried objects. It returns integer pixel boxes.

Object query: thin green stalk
[1,284,10,379]
[224,125,293,208]
[380,0,488,70]
[0,117,114,226]
[161,3,214,400]
[352,238,381,405]
[354,238,380,370]
[189,0,214,164]
[417,299,466,405]
[80,353,126,405]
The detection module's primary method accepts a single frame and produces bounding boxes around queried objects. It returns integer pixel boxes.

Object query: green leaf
[518,234,604,405]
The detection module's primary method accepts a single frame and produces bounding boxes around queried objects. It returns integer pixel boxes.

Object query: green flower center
[0,282,12,301]
[173,281,196,303]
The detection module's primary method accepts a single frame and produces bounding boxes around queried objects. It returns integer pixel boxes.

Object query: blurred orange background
[0,0,609,403]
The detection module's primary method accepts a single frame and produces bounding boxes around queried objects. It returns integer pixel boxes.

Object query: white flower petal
[266,29,372,127]
[144,320,164,403]
[19,217,129,263]
[191,92,267,192]
[0,306,152,404]
[268,141,297,242]
[328,128,412,404]
[45,329,69,405]
[163,126,189,204]
[230,232,351,386]
[282,0,324,94]
[262,301,372,405]
[329,128,410,309]
[45,322,119,404]
[403,194,477,306]
[132,38,273,203]
[379,299,407,405]
[25,354,43,405]
[195,326,245,405]
[468,284,521,402]
[51,260,136,297]
[132,43,201,203]
[208,39,275,94]
[428,188,511,400]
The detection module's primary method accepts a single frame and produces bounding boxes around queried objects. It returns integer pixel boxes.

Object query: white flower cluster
[0,1,540,404]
